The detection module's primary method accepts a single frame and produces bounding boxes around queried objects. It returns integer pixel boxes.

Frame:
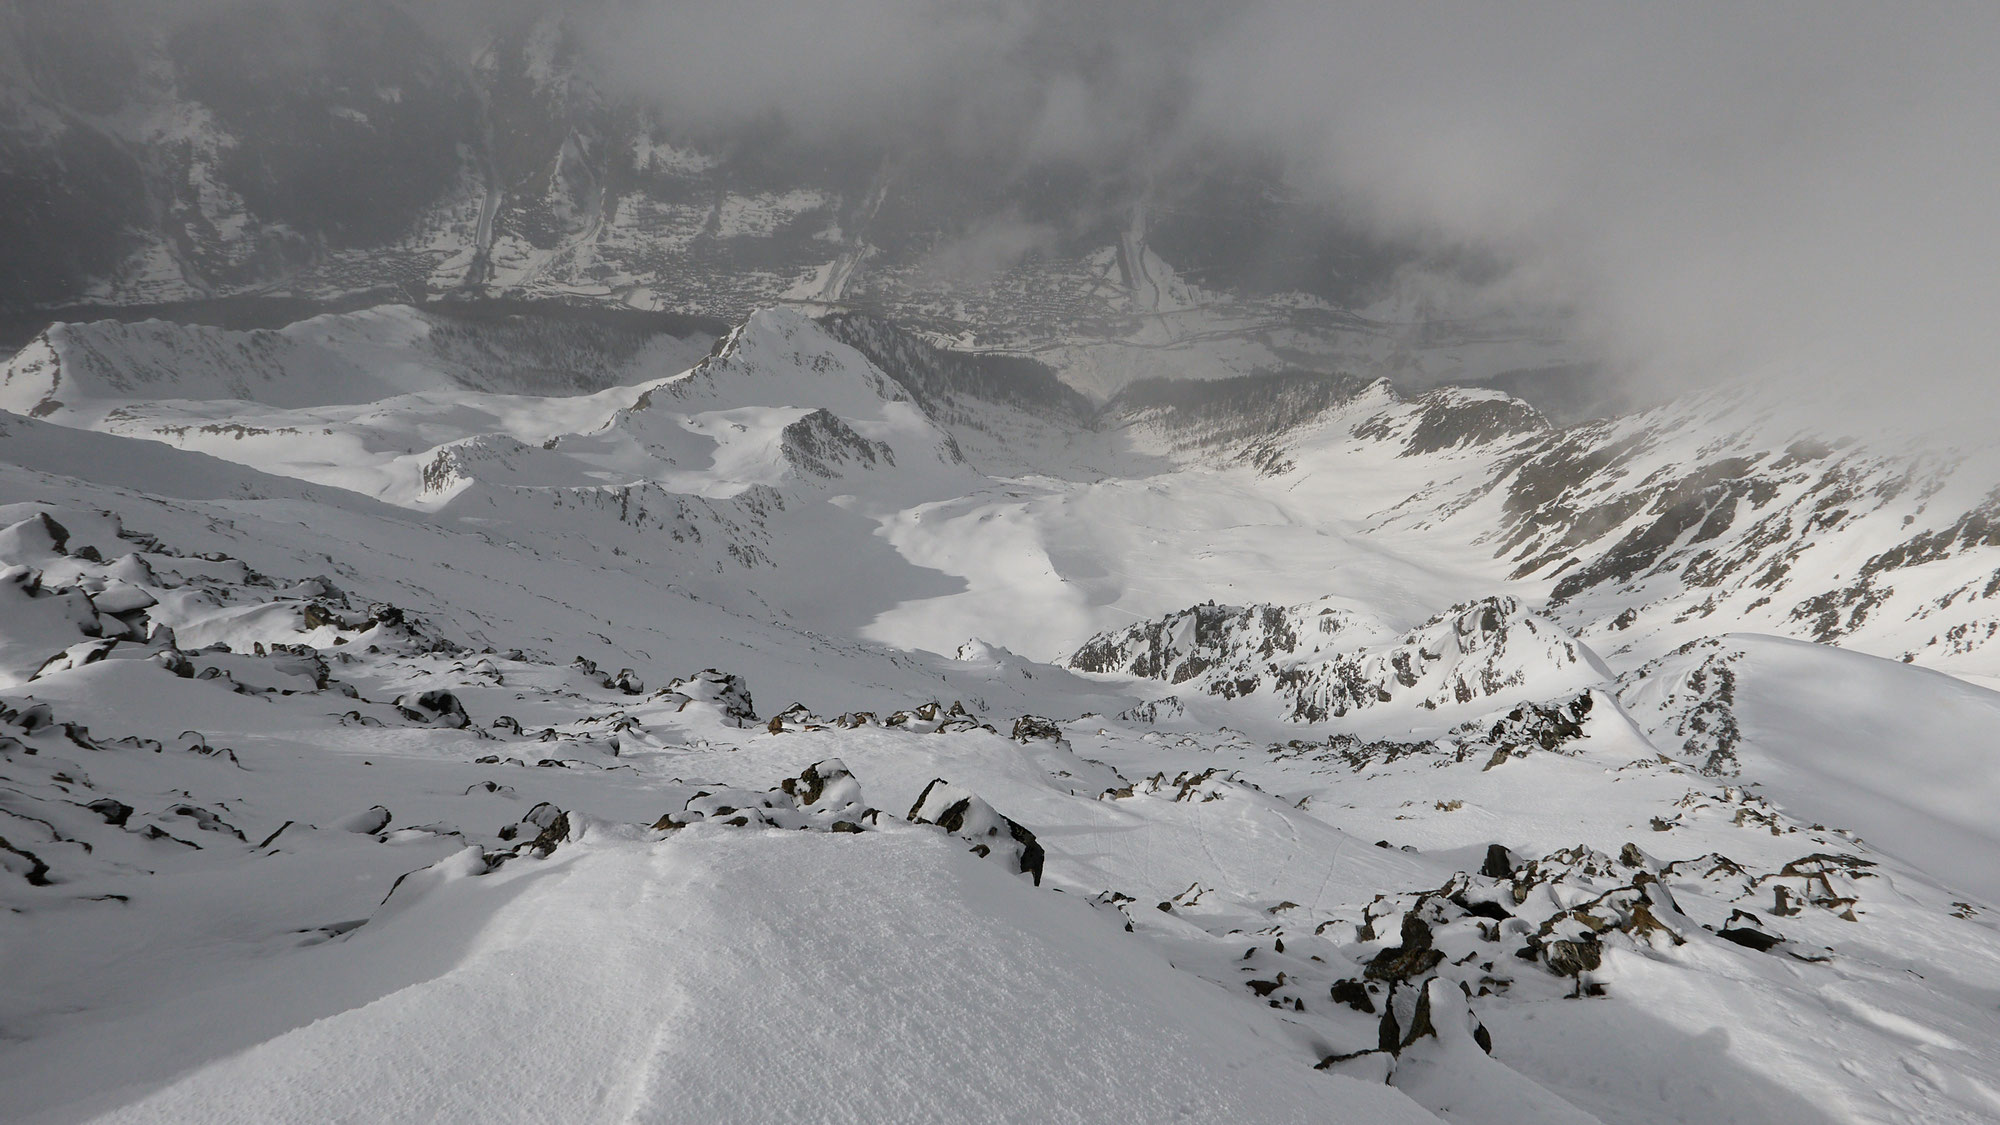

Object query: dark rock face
[1106,370,1375,454]
[1717,925,1783,952]
[779,409,897,479]
[817,314,1094,428]
[87,799,133,827]
[0,5,1417,367]
[1364,914,1446,982]
[1398,389,1548,456]
[1329,979,1376,1014]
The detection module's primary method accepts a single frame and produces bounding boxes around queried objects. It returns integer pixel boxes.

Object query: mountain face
[1072,596,1608,723]
[0,3,1579,399]
[4,302,2000,1122]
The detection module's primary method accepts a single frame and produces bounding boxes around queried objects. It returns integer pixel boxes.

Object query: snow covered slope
[1622,634,2000,902]
[5,302,2000,1123]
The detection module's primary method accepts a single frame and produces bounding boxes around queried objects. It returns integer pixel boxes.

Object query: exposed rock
[1117,695,1185,723]
[1073,594,1606,723]
[1542,937,1603,977]
[395,690,471,729]
[1010,715,1064,742]
[657,669,757,726]
[86,798,133,827]
[767,703,825,733]
[884,700,985,733]
[653,759,873,833]
[337,806,393,835]
[907,778,1044,885]
[0,512,71,562]
[1330,978,1377,1013]
[1364,914,1447,982]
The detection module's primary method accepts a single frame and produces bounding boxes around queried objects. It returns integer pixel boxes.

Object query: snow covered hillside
[4,304,2000,1123]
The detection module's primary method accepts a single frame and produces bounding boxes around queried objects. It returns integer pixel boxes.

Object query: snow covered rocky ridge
[3,305,2000,1124]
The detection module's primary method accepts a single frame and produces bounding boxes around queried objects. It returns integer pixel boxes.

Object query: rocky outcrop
[1068,598,1376,687]
[1617,639,1746,774]
[653,759,873,833]
[779,409,897,479]
[907,779,1044,885]
[656,669,756,726]
[395,690,472,729]
[1072,594,1608,723]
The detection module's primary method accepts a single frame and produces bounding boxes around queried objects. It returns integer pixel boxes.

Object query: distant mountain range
[0,1,1585,399]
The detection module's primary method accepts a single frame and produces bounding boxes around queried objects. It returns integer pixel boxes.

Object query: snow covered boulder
[1010,715,1063,742]
[1469,693,1594,752]
[0,567,108,686]
[777,758,868,826]
[0,512,71,565]
[395,689,472,729]
[657,669,756,726]
[374,845,496,924]
[884,700,985,733]
[496,802,575,859]
[337,806,394,835]
[87,578,157,617]
[906,779,1045,885]
[30,639,119,680]
[766,702,826,733]
[653,759,873,833]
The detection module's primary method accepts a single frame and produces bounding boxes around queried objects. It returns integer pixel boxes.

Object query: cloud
[111,1,2000,428]
[1185,2,2000,424]
[917,213,1058,285]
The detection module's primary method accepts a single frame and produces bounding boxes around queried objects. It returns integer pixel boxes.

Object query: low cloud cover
[568,0,2000,425]
[97,0,2000,426]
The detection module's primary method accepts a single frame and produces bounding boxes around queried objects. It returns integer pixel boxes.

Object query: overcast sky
[567,0,2000,425]
[65,2,2000,426]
